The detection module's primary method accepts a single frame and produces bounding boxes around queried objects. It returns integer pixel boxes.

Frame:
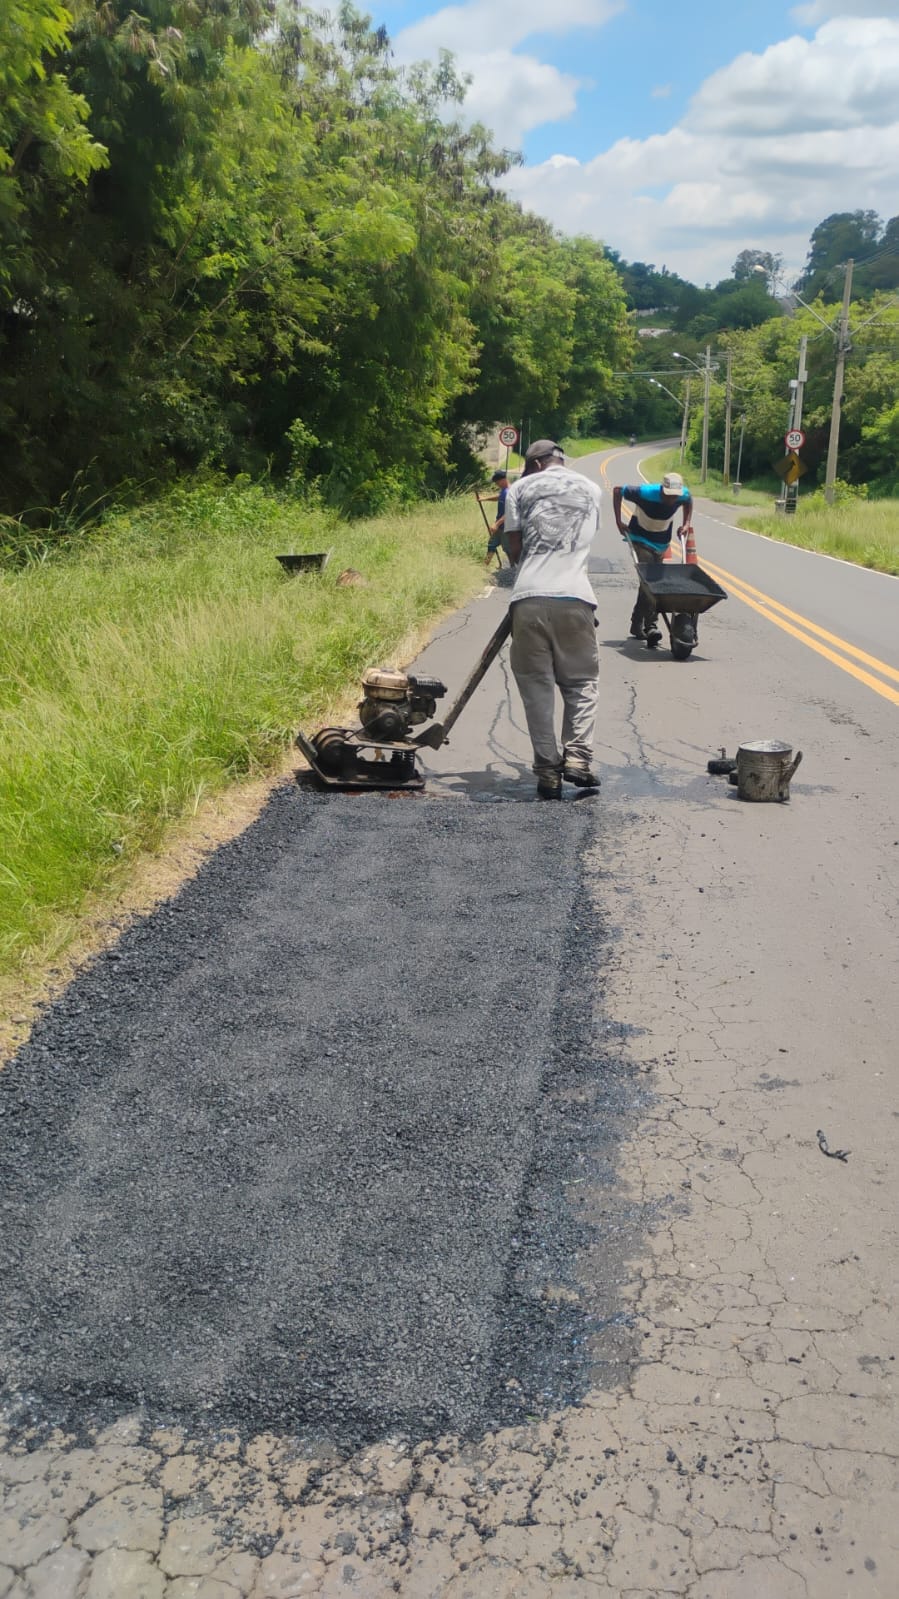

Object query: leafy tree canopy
[3,13,899,525]
[798,210,899,298]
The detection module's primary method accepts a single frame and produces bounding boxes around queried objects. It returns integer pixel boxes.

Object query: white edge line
[696,507,899,582]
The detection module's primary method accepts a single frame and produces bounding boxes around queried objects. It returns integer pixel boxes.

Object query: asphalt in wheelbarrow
[636,562,727,615]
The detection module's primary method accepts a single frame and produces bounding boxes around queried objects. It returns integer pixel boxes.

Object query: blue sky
[371,0,899,285]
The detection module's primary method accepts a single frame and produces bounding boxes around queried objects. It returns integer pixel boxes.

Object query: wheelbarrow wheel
[671,612,697,660]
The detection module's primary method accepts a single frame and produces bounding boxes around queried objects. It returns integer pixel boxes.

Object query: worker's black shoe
[629,619,644,639]
[645,626,663,647]
[562,761,600,789]
[537,775,562,800]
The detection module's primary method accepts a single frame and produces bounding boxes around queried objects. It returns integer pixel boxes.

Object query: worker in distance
[613,471,693,646]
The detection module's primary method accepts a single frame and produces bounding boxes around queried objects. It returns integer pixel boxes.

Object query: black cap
[524,438,564,462]
[491,469,508,482]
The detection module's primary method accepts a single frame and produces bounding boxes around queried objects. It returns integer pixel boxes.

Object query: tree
[1,0,278,511]
[705,280,780,332]
[798,211,881,298]
[4,2,637,517]
[0,0,107,284]
[732,249,783,291]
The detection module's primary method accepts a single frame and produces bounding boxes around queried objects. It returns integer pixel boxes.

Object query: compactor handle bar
[413,611,512,750]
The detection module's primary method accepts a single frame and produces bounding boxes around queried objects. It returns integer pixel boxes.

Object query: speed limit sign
[785,429,805,450]
[498,425,519,448]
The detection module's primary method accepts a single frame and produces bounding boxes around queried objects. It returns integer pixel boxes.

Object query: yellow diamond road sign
[773,451,807,486]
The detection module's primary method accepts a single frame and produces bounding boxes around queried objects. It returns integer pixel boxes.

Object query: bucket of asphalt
[734,740,802,802]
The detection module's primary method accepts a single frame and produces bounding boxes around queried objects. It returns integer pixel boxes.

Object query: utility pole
[824,259,853,504]
[679,379,691,465]
[735,413,746,487]
[722,351,733,486]
[792,335,808,434]
[789,334,808,508]
[700,344,712,484]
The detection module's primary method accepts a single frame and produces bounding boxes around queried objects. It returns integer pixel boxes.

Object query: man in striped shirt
[613,472,693,645]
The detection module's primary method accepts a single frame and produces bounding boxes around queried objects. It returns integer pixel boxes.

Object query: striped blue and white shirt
[621,483,691,553]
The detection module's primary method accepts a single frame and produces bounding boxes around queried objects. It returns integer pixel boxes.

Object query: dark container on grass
[277,551,331,575]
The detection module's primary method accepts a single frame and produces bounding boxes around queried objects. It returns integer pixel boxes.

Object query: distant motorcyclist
[629,433,637,447]
[613,471,693,646]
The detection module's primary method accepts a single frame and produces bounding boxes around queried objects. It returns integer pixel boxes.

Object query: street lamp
[648,378,691,463]
[647,378,681,407]
[752,264,838,336]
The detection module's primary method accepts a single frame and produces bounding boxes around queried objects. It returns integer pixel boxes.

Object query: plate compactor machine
[296,613,511,791]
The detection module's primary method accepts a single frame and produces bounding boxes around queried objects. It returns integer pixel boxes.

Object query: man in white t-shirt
[502,439,602,800]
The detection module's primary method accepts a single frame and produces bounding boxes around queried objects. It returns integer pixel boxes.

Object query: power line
[802,237,899,289]
[844,238,899,271]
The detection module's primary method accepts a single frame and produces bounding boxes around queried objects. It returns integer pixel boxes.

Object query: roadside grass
[562,435,624,458]
[640,447,773,507]
[734,498,899,575]
[0,481,487,981]
[485,436,622,473]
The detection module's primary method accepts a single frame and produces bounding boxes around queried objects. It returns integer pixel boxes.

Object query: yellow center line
[702,557,899,686]
[700,558,899,708]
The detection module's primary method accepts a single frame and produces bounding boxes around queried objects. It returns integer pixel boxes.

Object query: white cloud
[444,51,582,143]
[393,0,619,140]
[396,0,621,57]
[792,0,899,22]
[503,18,899,281]
[651,83,672,99]
[688,18,899,134]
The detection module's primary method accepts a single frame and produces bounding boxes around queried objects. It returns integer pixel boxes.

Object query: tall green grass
[736,497,899,574]
[562,435,624,458]
[0,482,486,976]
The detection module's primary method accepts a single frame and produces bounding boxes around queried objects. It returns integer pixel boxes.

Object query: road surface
[0,444,896,1597]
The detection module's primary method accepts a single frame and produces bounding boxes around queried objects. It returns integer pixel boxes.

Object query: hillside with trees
[591,216,899,496]
[0,0,630,525]
[2,2,898,530]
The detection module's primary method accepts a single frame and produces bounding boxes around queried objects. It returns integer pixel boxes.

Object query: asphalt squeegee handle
[414,610,512,750]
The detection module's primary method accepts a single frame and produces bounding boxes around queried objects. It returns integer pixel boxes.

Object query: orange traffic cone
[683,525,698,564]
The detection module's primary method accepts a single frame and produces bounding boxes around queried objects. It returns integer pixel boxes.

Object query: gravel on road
[0,785,642,1453]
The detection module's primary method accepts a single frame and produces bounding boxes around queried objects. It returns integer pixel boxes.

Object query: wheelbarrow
[623,527,727,660]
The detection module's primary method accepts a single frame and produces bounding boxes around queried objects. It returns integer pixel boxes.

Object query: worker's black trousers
[630,542,662,632]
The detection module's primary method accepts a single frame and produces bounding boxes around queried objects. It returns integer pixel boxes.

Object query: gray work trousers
[509,598,599,779]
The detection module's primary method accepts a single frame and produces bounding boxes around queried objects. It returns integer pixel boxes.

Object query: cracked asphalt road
[1,445,897,1597]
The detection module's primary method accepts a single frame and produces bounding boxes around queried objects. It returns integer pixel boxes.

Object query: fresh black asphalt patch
[0,787,644,1450]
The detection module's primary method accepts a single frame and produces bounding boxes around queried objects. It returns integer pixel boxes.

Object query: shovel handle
[474,491,494,533]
